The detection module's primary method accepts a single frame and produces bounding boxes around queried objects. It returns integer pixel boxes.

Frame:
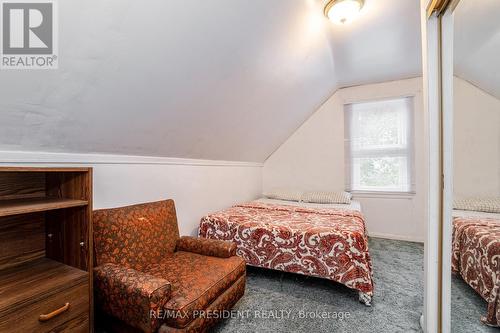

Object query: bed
[198,198,374,305]
[451,209,500,326]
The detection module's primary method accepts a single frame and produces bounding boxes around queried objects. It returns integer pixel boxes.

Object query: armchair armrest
[176,236,237,258]
[94,263,171,333]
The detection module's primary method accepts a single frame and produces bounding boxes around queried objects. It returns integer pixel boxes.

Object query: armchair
[93,200,246,333]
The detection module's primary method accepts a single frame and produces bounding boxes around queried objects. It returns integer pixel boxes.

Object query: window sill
[351,191,416,199]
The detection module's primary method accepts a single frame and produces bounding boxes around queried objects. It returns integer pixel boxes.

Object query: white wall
[453,77,500,197]
[0,151,263,236]
[263,77,426,242]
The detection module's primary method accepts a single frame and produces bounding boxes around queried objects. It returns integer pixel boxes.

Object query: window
[345,97,415,193]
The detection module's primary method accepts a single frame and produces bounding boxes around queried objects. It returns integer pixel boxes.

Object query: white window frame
[344,96,416,195]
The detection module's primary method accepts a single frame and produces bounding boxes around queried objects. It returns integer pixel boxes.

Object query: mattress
[254,198,362,212]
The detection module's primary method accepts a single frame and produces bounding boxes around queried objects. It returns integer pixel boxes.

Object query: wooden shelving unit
[0,167,93,333]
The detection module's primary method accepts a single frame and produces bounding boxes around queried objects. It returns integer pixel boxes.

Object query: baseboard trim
[0,150,264,168]
[368,232,424,243]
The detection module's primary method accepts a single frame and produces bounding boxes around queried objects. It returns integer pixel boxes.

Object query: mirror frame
[440,1,460,333]
[422,1,460,332]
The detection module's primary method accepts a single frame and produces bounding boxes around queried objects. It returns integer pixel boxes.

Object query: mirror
[451,0,500,331]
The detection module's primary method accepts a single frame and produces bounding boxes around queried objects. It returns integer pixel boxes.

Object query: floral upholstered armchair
[93,200,246,333]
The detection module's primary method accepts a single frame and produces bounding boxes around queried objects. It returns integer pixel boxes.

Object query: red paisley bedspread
[452,217,500,326]
[198,202,374,296]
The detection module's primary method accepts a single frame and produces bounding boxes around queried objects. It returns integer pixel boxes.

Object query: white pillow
[263,188,302,202]
[301,191,352,204]
[454,197,500,214]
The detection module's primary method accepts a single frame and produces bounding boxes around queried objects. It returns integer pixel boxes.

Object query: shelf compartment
[0,197,89,217]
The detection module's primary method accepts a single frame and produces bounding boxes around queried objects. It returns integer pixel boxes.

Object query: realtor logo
[1,0,57,69]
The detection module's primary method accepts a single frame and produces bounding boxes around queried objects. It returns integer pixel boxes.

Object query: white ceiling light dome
[324,0,365,24]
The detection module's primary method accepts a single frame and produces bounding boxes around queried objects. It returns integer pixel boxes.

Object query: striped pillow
[453,197,500,214]
[264,188,302,202]
[301,191,352,204]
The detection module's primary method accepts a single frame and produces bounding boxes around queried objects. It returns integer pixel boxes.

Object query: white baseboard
[368,232,424,243]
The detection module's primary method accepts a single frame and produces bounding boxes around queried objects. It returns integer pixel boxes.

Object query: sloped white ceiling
[455,0,500,100]
[327,0,422,87]
[0,0,422,162]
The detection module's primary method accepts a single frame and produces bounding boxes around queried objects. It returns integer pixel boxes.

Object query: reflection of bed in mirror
[451,204,500,327]
[451,0,500,330]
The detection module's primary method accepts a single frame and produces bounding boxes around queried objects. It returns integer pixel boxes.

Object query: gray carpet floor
[451,274,499,332]
[212,238,424,333]
[96,237,497,332]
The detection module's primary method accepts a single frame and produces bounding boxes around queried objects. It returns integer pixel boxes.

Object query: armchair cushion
[144,251,246,329]
[94,263,172,333]
[176,236,237,258]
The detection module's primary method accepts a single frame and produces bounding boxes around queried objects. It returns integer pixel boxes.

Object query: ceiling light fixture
[324,0,364,24]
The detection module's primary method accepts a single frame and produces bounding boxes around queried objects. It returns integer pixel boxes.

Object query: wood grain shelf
[0,167,91,173]
[0,197,89,217]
